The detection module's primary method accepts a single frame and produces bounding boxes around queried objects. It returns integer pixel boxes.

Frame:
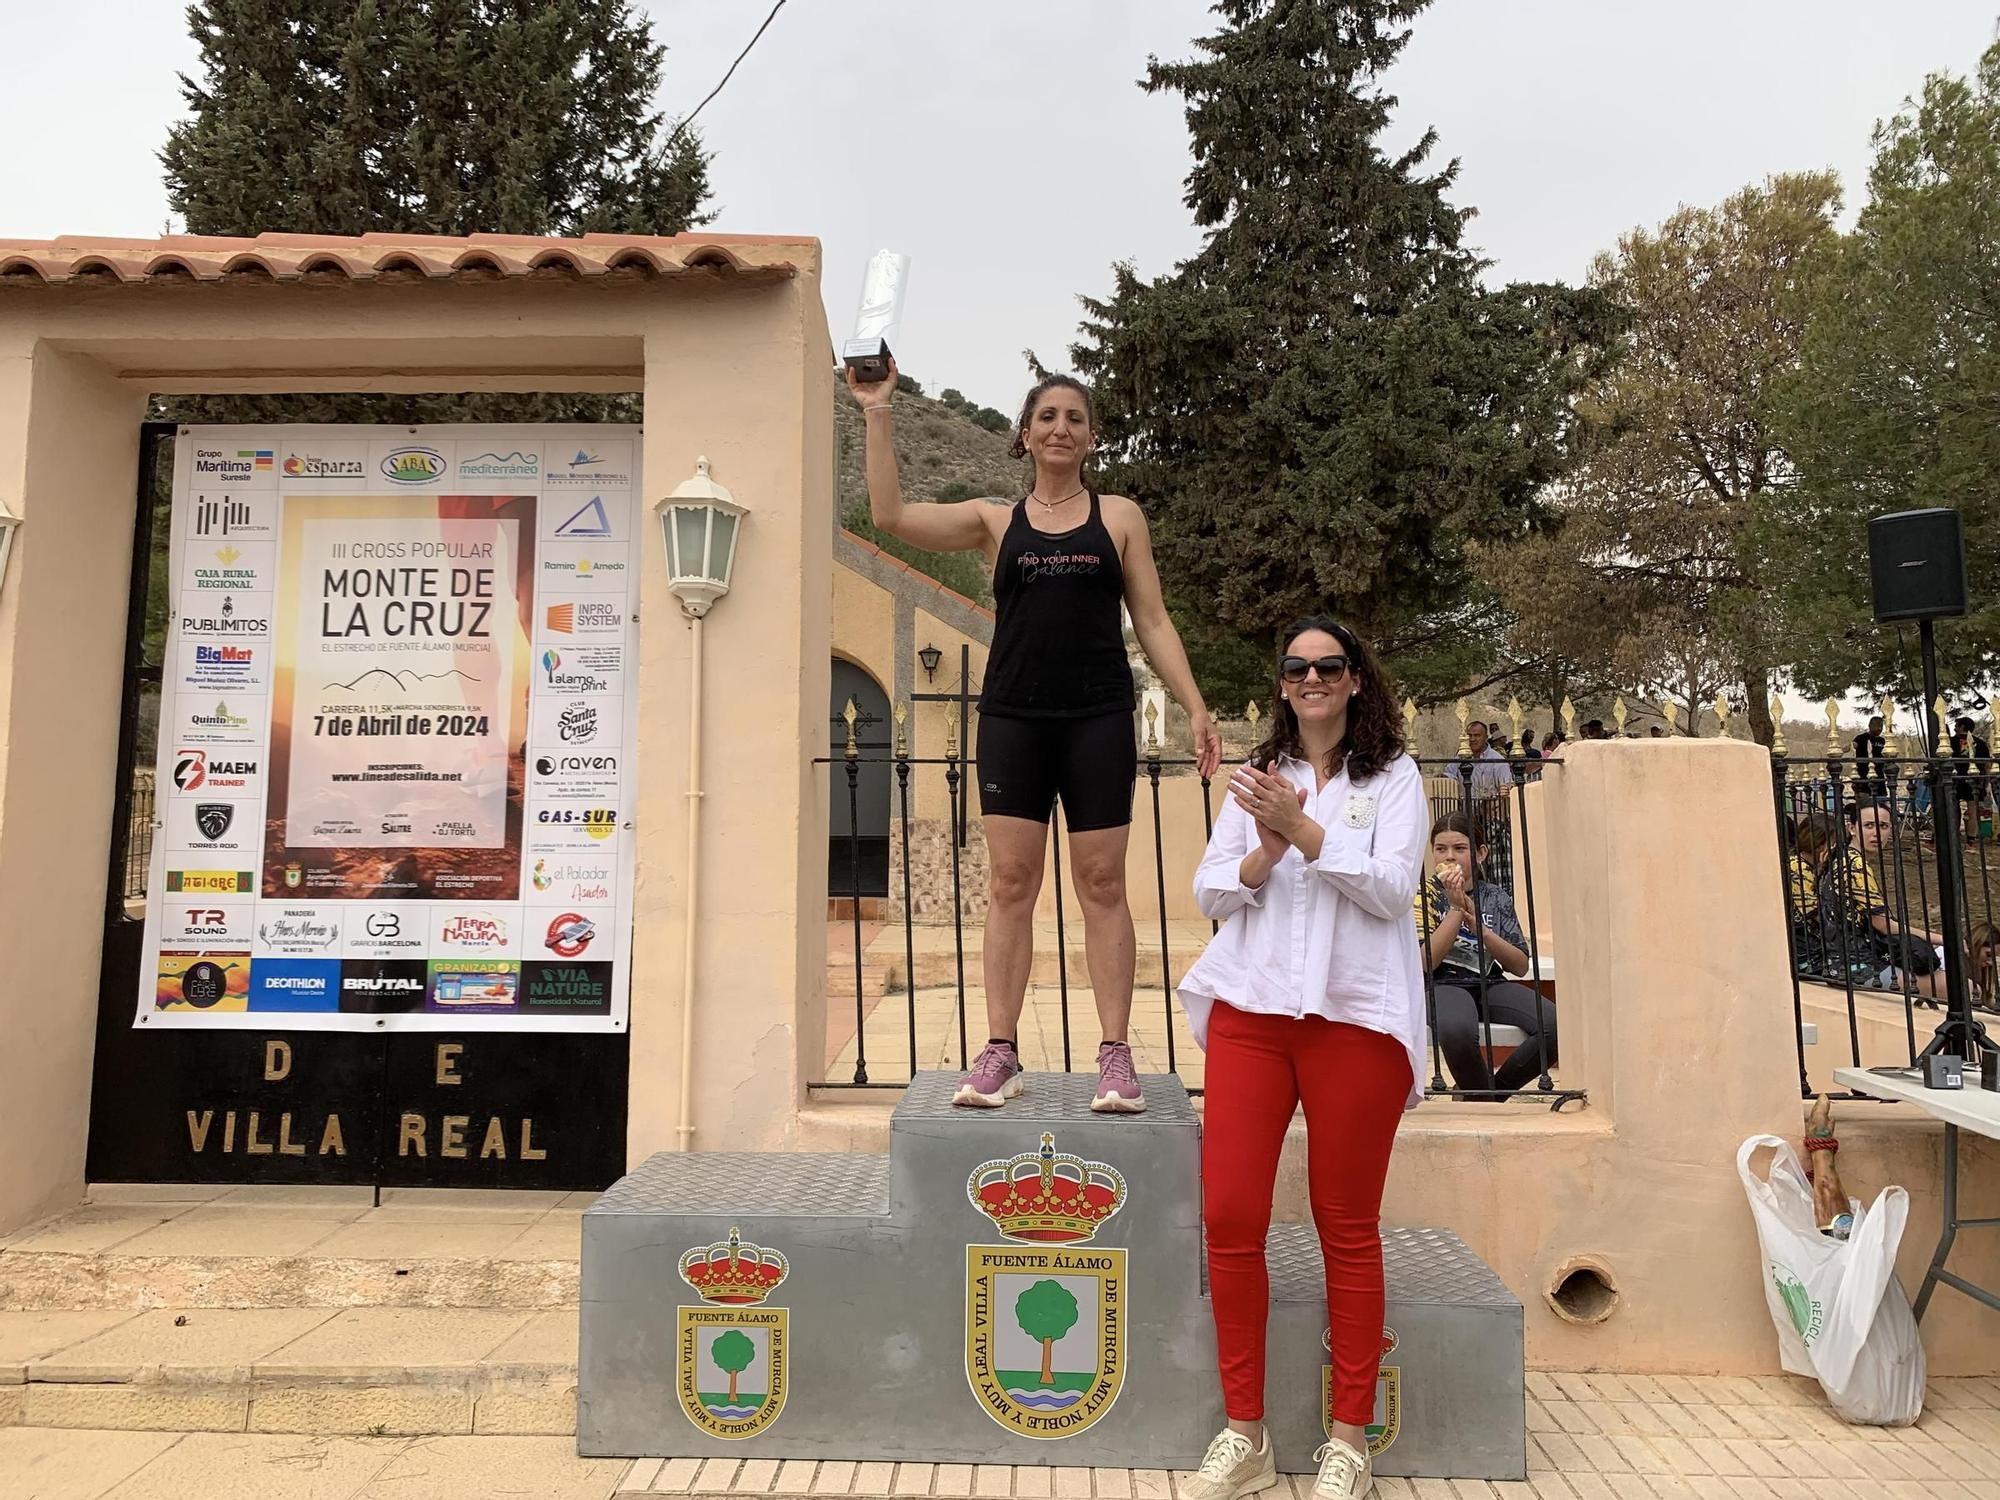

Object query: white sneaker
[1180,1427,1278,1500]
[1310,1438,1373,1499]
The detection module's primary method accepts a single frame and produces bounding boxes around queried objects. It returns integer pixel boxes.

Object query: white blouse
[1176,751,1430,1109]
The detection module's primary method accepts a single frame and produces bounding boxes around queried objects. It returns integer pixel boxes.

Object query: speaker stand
[1913,619,1996,1064]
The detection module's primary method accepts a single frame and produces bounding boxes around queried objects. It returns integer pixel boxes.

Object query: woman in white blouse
[1175,617,1427,1500]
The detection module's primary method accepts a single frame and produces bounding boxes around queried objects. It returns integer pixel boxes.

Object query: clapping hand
[1232,765,1308,854]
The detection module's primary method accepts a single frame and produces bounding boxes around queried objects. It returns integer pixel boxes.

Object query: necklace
[1029,484,1086,513]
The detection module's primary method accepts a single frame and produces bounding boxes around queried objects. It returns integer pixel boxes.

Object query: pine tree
[163,0,710,239]
[1072,0,1614,701]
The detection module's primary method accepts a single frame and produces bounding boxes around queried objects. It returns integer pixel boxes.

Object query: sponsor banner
[339,958,429,1014]
[430,905,522,958]
[539,597,626,639]
[179,540,276,597]
[190,445,277,489]
[530,751,621,804]
[342,904,428,959]
[525,906,613,962]
[541,492,630,544]
[164,796,261,859]
[537,544,630,593]
[369,440,456,488]
[531,693,623,750]
[188,492,278,541]
[279,443,369,484]
[524,960,613,1013]
[177,693,265,747]
[545,442,634,490]
[248,957,341,1011]
[179,638,268,693]
[155,951,252,1012]
[429,958,521,1013]
[159,901,256,948]
[535,644,623,697]
[456,447,542,485]
[253,904,344,957]
[142,425,637,1034]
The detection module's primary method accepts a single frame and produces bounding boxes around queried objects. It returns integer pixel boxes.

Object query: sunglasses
[1279,654,1351,684]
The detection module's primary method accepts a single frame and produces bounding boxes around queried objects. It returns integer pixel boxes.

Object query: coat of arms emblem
[675,1228,790,1439]
[964,1132,1127,1438]
[1321,1326,1401,1457]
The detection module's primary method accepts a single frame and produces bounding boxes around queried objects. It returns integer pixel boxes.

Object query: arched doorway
[829,658,891,897]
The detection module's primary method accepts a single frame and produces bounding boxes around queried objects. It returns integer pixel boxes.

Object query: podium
[578,1074,1522,1478]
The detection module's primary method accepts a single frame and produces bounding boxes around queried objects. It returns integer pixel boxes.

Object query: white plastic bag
[1736,1134,1925,1425]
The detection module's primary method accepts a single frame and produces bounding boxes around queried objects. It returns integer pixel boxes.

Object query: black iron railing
[1773,748,1999,1095]
[813,738,1579,1108]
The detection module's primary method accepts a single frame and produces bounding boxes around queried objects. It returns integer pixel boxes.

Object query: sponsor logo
[458,449,540,480]
[439,914,509,949]
[545,912,596,958]
[535,807,618,841]
[191,448,265,483]
[539,551,629,587]
[529,857,614,900]
[248,958,340,1011]
[282,451,366,479]
[173,750,258,792]
[194,804,235,841]
[559,703,600,743]
[381,816,412,835]
[548,447,634,489]
[433,819,478,839]
[186,699,252,735]
[381,446,448,484]
[537,645,620,694]
[166,869,253,895]
[179,594,270,636]
[192,495,273,539]
[429,959,521,1010]
[156,951,250,1012]
[188,543,262,591]
[339,959,428,1014]
[284,863,304,889]
[525,961,614,1012]
[187,643,259,690]
[257,908,341,953]
[555,496,615,537]
[544,600,624,636]
[536,754,618,777]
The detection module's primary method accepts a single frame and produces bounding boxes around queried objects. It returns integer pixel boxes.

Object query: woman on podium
[1175,617,1427,1500]
[848,360,1222,1114]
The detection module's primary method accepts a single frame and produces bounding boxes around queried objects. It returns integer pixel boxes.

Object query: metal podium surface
[578,1073,1523,1478]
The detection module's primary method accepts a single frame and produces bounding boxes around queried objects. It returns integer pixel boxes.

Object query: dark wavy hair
[1247,616,1406,782]
[1011,374,1096,461]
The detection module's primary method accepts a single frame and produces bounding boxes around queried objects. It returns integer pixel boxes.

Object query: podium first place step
[579,1072,1522,1479]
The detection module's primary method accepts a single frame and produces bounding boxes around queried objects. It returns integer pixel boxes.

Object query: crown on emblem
[677,1227,790,1305]
[967,1132,1127,1244]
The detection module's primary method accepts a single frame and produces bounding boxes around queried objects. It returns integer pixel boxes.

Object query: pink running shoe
[953,1041,1024,1108]
[1092,1041,1147,1114]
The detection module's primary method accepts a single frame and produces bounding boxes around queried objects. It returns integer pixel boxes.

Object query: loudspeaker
[1869,508,1968,622]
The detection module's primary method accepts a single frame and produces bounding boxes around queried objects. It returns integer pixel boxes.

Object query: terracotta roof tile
[0,230,805,288]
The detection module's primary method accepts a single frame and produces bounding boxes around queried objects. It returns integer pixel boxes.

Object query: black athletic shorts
[976,709,1136,832]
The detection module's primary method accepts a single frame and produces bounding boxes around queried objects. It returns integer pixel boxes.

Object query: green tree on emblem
[710,1328,757,1404]
[1014,1279,1079,1387]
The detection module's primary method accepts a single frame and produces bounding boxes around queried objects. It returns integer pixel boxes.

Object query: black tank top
[980,493,1136,718]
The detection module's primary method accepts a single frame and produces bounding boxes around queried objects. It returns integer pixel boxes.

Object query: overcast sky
[5,1,1997,415]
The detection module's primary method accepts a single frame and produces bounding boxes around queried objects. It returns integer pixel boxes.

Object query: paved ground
[9,1372,2000,1498]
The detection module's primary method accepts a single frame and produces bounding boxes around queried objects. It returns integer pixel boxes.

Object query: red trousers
[1202,1003,1411,1426]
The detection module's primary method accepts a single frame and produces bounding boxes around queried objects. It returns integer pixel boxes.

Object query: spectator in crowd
[1522,729,1543,763]
[1448,719,1513,793]
[1541,730,1565,755]
[1837,799,1947,1000]
[1852,715,1886,798]
[1950,716,1993,842]
[1583,719,1606,740]
[1968,919,1999,1012]
[1648,726,1664,739]
[1785,811,1847,980]
[1415,812,1557,1095]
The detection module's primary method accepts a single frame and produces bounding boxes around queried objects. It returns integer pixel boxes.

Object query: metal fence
[123,773,154,903]
[815,726,1576,1108]
[1774,743,1998,1094]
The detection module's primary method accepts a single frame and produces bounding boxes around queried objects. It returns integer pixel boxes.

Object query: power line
[666,0,789,149]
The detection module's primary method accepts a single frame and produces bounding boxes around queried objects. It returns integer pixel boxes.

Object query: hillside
[834,381,1027,607]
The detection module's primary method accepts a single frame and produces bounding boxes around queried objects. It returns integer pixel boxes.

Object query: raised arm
[1111,497,1221,779]
[847,361,994,555]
